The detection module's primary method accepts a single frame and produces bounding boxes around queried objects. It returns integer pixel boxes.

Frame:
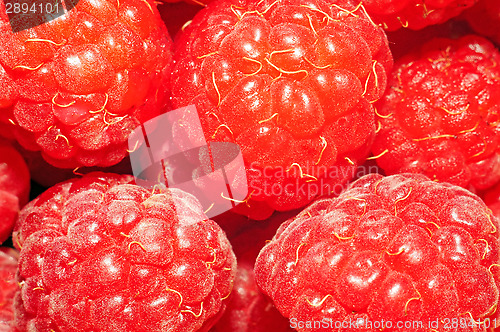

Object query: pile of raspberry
[0,0,500,331]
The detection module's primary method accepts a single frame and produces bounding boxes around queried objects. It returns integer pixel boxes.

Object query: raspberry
[255,173,500,330]
[12,172,236,332]
[372,35,500,191]
[0,0,172,168]
[363,0,476,31]
[0,248,18,331]
[211,263,293,332]
[0,142,30,243]
[170,0,392,219]
[463,0,500,45]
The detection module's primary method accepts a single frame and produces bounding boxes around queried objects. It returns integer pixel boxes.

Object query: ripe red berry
[0,0,172,168]
[170,0,392,219]
[0,142,30,243]
[12,172,236,332]
[0,248,18,330]
[372,35,500,191]
[363,0,476,31]
[255,173,500,330]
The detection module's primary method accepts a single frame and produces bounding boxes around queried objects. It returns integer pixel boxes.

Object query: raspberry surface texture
[372,35,500,191]
[0,143,30,244]
[0,0,172,168]
[170,0,393,219]
[464,0,500,45]
[210,263,293,332]
[12,172,236,332]
[363,0,476,31]
[255,173,500,331]
[0,248,18,331]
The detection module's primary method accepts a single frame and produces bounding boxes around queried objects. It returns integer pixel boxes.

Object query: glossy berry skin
[210,263,293,332]
[171,0,392,219]
[464,0,500,45]
[372,35,500,191]
[0,143,30,244]
[363,0,476,31]
[12,173,236,332]
[0,0,172,168]
[0,248,18,331]
[255,173,500,331]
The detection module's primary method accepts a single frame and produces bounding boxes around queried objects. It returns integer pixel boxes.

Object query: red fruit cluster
[363,0,476,31]
[0,143,30,243]
[372,35,500,191]
[0,0,172,168]
[255,173,500,331]
[0,248,18,330]
[12,172,236,332]
[170,0,392,219]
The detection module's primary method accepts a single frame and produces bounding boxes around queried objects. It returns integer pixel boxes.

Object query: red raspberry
[12,172,236,332]
[255,173,500,331]
[0,0,172,168]
[170,0,392,219]
[210,263,293,332]
[0,142,30,243]
[463,0,500,45]
[372,35,500,191]
[0,248,18,331]
[363,0,476,31]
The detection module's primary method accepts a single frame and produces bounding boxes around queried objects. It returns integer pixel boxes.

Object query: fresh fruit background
[1,0,500,331]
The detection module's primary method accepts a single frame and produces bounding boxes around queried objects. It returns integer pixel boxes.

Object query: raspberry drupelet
[170,0,393,219]
[372,35,500,191]
[12,172,236,332]
[0,0,172,168]
[255,173,500,331]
